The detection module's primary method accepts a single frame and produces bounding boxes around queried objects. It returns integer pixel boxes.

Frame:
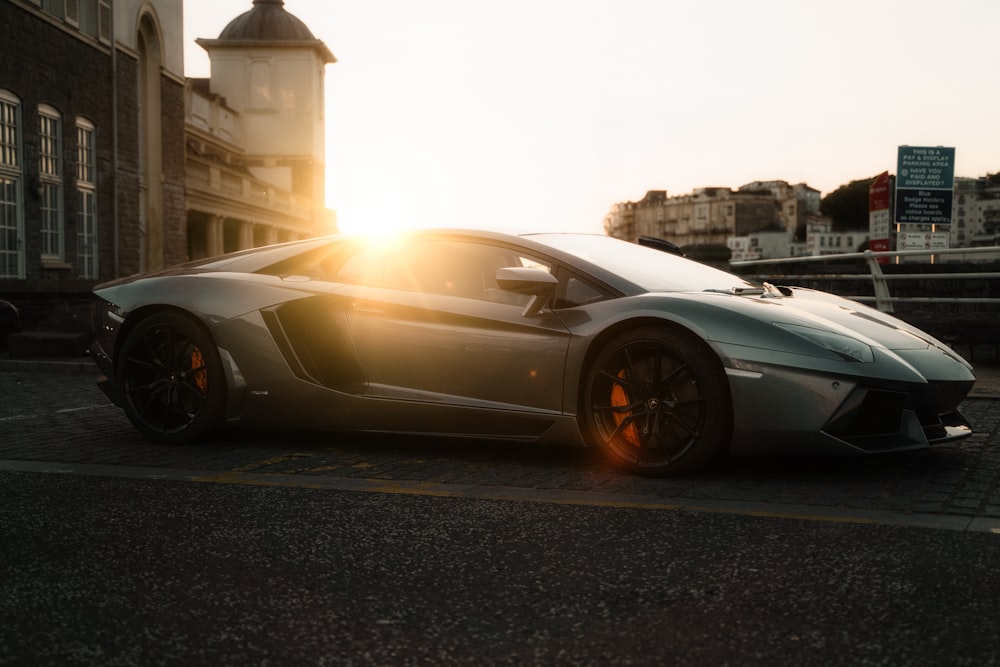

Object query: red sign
[869,171,891,261]
[869,171,890,211]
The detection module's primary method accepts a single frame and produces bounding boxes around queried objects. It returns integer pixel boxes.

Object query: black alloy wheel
[583,326,731,476]
[117,312,225,444]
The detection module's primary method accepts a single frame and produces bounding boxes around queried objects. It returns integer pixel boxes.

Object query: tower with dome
[185,0,337,259]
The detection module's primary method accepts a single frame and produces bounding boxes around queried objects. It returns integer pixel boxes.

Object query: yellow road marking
[2,458,997,533]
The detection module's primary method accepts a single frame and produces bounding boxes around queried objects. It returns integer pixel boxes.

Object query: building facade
[728,221,869,261]
[1,0,186,295]
[953,176,1000,247]
[603,181,821,249]
[0,0,337,332]
[186,0,337,259]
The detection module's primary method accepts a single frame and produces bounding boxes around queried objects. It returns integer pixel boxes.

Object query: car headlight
[775,323,874,363]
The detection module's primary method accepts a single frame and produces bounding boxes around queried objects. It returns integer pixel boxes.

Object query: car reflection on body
[91,229,975,476]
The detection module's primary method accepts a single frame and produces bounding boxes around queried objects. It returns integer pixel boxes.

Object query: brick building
[0,0,187,294]
[0,0,336,348]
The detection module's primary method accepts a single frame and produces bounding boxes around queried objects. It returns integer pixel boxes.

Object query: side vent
[262,297,366,392]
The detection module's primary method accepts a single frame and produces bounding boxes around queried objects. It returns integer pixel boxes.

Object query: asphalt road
[4,470,1000,666]
[1,366,1000,665]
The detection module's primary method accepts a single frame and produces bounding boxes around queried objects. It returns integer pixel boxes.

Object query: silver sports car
[91,229,975,476]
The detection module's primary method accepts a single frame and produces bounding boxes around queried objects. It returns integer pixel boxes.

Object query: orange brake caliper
[191,347,207,393]
[611,370,641,447]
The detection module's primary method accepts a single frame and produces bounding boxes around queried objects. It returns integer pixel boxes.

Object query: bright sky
[184,0,1000,235]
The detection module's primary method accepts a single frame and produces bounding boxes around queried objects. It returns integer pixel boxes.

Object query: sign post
[868,171,891,260]
[894,146,955,259]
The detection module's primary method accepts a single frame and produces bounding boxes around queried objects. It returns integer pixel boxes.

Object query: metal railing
[730,246,1000,313]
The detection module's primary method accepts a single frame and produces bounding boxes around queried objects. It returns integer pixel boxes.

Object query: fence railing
[729,246,1000,313]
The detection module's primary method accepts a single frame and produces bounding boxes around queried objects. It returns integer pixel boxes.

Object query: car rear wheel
[117,312,225,444]
[582,326,731,476]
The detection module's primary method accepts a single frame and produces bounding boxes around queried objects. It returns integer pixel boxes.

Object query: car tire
[582,325,732,476]
[117,311,225,445]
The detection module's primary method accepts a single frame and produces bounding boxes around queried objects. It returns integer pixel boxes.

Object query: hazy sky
[184,0,1000,234]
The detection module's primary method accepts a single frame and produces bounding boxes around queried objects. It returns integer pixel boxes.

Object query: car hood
[639,286,971,373]
[772,287,951,352]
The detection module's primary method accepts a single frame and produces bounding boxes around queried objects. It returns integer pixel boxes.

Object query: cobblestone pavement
[2,360,999,529]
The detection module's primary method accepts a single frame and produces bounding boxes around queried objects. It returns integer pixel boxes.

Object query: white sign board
[897,226,950,250]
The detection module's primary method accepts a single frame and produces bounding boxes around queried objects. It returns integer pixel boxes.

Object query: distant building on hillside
[603,181,822,250]
[804,220,869,256]
[954,177,1000,247]
[727,220,869,261]
[728,231,796,262]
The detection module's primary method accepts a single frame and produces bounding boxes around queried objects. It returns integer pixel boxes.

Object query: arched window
[0,89,24,278]
[76,117,98,278]
[38,103,64,262]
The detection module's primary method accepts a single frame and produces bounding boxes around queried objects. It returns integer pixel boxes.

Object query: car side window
[552,267,613,309]
[381,240,552,305]
[331,238,590,310]
[382,241,476,297]
[334,244,388,286]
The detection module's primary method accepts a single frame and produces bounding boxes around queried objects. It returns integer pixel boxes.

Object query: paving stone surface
[2,360,998,524]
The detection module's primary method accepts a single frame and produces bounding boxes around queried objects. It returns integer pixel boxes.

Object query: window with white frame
[65,0,79,25]
[41,0,65,18]
[76,118,97,279]
[38,104,64,261]
[0,90,24,279]
[77,0,108,40]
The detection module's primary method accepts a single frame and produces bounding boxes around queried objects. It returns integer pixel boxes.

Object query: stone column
[207,215,224,258]
[239,221,254,251]
[265,226,279,246]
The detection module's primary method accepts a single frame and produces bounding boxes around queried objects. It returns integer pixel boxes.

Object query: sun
[333,190,430,236]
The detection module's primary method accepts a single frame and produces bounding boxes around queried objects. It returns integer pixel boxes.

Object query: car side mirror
[496,267,558,317]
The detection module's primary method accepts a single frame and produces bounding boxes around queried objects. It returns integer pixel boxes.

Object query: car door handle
[352,302,385,314]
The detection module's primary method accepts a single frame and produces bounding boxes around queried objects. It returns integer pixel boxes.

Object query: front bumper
[724,359,974,457]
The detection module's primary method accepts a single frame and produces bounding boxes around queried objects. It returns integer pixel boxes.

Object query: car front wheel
[117,311,225,444]
[582,326,732,476]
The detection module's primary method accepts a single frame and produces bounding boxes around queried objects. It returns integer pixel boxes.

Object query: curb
[0,357,97,375]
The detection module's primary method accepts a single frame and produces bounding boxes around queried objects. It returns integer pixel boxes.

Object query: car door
[336,237,571,415]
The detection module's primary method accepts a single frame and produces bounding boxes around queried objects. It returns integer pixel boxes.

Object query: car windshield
[527,233,759,292]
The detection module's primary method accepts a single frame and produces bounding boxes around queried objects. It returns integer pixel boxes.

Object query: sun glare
[333,192,426,236]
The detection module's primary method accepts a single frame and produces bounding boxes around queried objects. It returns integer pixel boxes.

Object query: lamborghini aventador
[91,229,976,476]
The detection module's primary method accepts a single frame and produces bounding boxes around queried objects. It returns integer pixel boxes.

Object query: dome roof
[218,0,316,42]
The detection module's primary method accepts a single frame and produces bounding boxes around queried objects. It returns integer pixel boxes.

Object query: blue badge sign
[894,146,955,225]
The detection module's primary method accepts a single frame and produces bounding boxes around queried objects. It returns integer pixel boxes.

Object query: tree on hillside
[822,172,999,231]
[820,176,885,231]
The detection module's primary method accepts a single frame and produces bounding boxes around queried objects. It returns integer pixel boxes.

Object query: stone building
[953,177,1000,247]
[186,0,337,259]
[0,0,337,348]
[603,181,821,249]
[1,0,187,292]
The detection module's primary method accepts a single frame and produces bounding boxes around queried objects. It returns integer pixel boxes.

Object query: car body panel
[336,283,571,412]
[91,229,976,465]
